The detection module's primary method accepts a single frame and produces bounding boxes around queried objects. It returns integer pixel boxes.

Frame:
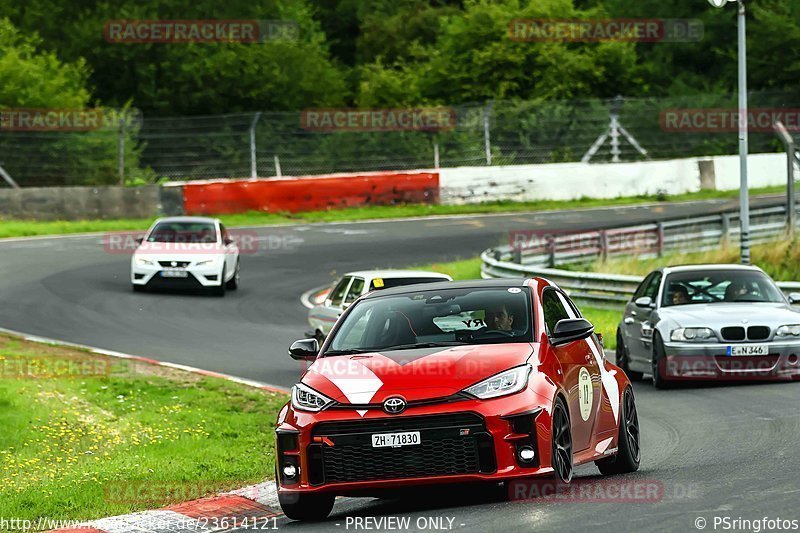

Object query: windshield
[326,286,532,354]
[147,222,218,244]
[662,270,784,307]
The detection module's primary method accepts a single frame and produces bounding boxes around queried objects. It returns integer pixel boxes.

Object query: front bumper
[131,262,224,288]
[661,340,800,380]
[274,390,573,497]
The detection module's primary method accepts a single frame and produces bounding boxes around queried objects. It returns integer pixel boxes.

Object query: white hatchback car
[307,270,453,339]
[131,216,240,296]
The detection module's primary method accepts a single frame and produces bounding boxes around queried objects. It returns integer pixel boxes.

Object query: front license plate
[371,431,421,448]
[727,344,769,356]
[161,270,188,278]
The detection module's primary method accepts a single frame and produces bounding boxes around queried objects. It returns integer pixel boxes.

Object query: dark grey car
[615,264,800,388]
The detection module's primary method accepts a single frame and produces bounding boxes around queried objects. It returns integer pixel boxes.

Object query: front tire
[595,387,641,475]
[551,396,573,483]
[616,330,643,381]
[132,284,145,293]
[212,267,227,297]
[278,491,335,522]
[651,333,672,389]
[226,261,240,290]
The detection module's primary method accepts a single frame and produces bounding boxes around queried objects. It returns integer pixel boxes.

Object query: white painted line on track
[0,326,289,394]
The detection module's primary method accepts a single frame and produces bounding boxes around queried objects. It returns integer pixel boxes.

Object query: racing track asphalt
[1,194,797,532]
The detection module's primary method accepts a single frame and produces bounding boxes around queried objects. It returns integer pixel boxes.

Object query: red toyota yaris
[275,278,640,521]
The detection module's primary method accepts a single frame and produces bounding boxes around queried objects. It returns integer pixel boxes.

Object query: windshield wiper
[323,348,373,356]
[379,341,468,352]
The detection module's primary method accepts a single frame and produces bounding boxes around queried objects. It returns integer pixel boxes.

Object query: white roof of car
[344,269,452,280]
[153,216,219,224]
[663,264,763,274]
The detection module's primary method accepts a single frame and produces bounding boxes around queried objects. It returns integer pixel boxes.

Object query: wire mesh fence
[1,90,798,187]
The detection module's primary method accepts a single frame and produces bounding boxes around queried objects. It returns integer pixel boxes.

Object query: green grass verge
[417,257,621,349]
[0,185,784,239]
[0,334,287,522]
[573,238,800,281]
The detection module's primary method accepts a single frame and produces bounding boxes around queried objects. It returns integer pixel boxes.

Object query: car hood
[302,343,535,404]
[661,302,800,328]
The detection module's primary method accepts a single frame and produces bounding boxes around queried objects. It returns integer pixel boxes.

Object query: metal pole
[274,154,282,178]
[483,101,493,165]
[737,0,750,264]
[434,141,440,169]
[250,112,262,179]
[774,121,795,234]
[0,164,20,188]
[118,117,125,185]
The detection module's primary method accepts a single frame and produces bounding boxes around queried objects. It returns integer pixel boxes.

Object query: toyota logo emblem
[383,397,406,414]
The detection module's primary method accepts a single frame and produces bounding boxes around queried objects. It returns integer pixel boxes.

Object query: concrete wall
[0,185,175,220]
[438,152,788,204]
[0,152,790,219]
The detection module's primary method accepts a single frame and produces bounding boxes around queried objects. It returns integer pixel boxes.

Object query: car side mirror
[788,292,800,305]
[288,338,319,361]
[135,237,144,245]
[224,237,235,246]
[634,296,653,308]
[551,318,594,346]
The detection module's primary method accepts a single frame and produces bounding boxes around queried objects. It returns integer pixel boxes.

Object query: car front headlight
[463,364,531,400]
[776,324,800,337]
[291,383,334,412]
[671,327,715,342]
[135,257,154,266]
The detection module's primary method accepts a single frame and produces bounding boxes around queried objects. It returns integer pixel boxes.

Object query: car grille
[308,413,495,485]
[747,326,770,340]
[721,327,746,341]
[158,260,191,268]
[720,326,770,341]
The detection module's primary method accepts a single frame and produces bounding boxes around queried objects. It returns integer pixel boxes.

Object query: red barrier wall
[181,171,439,215]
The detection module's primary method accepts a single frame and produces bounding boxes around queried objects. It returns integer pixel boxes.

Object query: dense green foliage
[1,0,798,114]
[1,1,798,184]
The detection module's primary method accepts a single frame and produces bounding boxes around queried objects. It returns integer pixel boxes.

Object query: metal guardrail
[482,204,800,307]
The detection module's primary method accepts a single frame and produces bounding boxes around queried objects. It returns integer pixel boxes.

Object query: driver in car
[485,304,514,331]
[669,284,690,305]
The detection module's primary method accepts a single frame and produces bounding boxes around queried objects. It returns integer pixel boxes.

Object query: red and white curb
[53,482,282,532]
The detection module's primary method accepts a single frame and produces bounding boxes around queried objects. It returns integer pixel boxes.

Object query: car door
[627,272,661,365]
[558,291,603,439]
[316,276,353,334]
[542,289,597,453]
[622,272,653,357]
[219,223,237,277]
